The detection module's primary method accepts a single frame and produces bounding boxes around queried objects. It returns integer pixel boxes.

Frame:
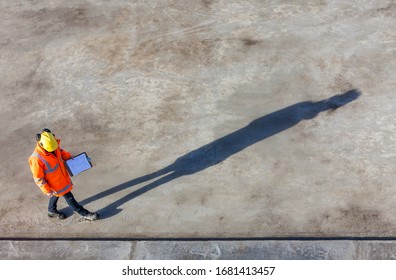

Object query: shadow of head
[302,89,361,120]
[324,89,361,110]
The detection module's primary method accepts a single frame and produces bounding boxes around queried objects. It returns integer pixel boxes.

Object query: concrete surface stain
[85,33,131,75]
[190,243,221,259]
[241,38,261,47]
[201,0,215,9]
[293,245,331,260]
[21,5,95,32]
[337,205,385,230]
[376,4,395,15]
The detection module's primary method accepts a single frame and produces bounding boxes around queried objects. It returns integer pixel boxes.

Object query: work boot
[82,211,99,221]
[48,210,66,220]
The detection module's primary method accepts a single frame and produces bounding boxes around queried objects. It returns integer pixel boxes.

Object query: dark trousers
[48,191,88,215]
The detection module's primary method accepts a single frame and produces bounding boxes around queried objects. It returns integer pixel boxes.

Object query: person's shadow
[77,90,361,219]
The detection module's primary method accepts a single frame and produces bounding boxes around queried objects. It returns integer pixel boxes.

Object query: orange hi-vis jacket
[29,139,73,197]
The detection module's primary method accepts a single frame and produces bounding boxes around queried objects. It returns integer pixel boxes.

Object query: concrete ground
[0,0,395,258]
[1,239,396,260]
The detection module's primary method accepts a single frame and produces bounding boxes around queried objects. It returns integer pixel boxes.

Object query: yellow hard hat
[38,130,58,152]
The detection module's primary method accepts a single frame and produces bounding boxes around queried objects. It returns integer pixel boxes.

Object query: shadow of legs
[78,166,174,207]
[97,171,181,219]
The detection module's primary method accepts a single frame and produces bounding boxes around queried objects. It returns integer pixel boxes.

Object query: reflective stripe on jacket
[28,139,73,197]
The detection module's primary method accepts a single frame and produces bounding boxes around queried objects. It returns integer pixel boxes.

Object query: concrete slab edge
[1,240,396,260]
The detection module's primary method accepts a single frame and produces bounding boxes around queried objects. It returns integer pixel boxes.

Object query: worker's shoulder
[29,146,45,160]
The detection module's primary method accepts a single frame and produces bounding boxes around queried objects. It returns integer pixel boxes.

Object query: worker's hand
[46,191,55,197]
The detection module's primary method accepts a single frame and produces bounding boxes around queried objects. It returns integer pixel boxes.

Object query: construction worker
[29,128,99,221]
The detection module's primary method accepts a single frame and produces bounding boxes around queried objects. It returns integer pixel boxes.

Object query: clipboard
[65,152,93,177]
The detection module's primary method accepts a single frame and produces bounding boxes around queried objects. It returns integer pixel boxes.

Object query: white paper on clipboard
[65,152,92,176]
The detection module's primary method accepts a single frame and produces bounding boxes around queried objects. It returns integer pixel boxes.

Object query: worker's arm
[56,138,71,160]
[29,157,53,196]
[60,148,71,161]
